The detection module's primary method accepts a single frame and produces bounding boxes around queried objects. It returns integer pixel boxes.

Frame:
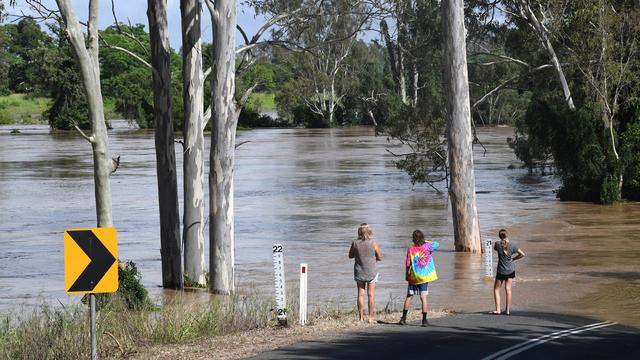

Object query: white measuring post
[299,263,308,325]
[484,238,493,277]
[272,244,287,325]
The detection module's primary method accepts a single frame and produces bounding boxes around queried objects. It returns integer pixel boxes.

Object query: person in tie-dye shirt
[398,229,440,327]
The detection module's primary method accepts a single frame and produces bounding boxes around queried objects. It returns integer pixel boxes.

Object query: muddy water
[0,124,638,326]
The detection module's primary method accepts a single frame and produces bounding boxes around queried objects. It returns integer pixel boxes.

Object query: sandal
[487,311,501,315]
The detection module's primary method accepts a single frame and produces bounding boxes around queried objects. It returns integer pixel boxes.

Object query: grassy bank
[0,289,440,360]
[0,94,50,125]
[0,94,119,125]
[0,293,274,360]
[246,92,276,113]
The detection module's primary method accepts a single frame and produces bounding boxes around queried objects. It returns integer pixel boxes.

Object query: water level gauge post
[272,244,287,325]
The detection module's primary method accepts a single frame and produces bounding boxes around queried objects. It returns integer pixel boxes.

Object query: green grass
[246,92,276,113]
[0,94,120,125]
[0,292,278,360]
[0,94,51,125]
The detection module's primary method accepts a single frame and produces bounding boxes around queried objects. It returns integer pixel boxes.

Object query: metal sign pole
[272,244,287,325]
[299,264,308,325]
[90,293,97,360]
[484,238,493,277]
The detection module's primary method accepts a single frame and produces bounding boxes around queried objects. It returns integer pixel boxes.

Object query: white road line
[481,321,617,360]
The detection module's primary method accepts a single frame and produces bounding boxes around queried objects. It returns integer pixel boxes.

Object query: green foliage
[90,261,153,311]
[0,18,52,94]
[100,24,154,129]
[620,119,640,200]
[0,293,276,359]
[0,110,10,124]
[506,0,640,202]
[241,63,277,92]
[238,107,281,128]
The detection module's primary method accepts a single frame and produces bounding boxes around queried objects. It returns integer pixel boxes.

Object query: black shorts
[496,272,515,280]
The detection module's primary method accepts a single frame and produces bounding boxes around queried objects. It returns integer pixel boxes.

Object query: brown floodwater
[0,124,638,326]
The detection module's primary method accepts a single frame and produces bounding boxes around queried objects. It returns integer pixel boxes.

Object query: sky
[7,0,268,49]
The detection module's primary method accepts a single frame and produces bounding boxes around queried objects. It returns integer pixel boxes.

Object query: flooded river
[0,124,638,326]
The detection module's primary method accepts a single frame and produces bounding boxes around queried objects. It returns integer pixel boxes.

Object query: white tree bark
[181,0,207,286]
[442,0,482,253]
[148,0,183,289]
[56,0,114,228]
[516,0,576,111]
[207,0,238,294]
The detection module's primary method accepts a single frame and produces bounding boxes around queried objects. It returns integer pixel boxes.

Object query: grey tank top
[352,239,378,282]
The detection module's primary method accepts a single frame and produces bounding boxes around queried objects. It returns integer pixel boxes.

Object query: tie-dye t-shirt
[406,241,440,285]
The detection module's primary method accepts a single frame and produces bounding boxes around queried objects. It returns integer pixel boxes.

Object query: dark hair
[412,229,426,245]
[498,229,508,239]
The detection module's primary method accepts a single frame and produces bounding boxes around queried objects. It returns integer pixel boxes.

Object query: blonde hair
[358,223,372,240]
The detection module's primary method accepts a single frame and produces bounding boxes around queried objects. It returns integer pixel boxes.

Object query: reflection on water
[0,125,638,326]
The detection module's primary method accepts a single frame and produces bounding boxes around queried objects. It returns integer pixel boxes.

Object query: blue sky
[8,0,268,49]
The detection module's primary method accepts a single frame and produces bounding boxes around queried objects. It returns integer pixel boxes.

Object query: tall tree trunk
[56,0,114,228]
[181,0,206,286]
[412,62,419,107]
[148,0,183,289]
[442,0,482,253]
[208,0,238,294]
[398,50,408,104]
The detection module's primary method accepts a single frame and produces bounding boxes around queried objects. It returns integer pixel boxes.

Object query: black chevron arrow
[68,230,116,292]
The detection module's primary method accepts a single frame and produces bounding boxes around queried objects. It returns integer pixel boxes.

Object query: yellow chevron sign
[64,228,118,294]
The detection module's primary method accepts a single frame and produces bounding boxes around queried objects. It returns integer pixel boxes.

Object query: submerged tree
[181,0,207,286]
[147,0,183,289]
[52,0,116,227]
[442,0,482,252]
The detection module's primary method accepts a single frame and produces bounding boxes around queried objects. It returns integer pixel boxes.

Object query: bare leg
[357,282,366,321]
[403,294,413,311]
[420,294,428,313]
[399,294,413,324]
[504,278,513,314]
[367,282,376,323]
[493,279,503,313]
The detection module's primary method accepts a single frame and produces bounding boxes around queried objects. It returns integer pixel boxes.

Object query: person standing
[399,229,440,327]
[348,223,383,323]
[489,229,525,315]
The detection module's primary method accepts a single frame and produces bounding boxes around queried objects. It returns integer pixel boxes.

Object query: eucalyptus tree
[25,0,118,228]
[181,0,207,286]
[147,0,183,289]
[442,0,481,252]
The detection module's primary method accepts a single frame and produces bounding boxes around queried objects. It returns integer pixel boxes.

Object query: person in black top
[489,229,525,315]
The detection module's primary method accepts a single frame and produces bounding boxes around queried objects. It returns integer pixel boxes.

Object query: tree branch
[74,123,94,143]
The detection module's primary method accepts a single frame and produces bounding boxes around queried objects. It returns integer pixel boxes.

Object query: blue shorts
[407,283,429,295]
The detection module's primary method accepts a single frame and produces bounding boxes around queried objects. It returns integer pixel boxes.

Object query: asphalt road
[248,311,640,359]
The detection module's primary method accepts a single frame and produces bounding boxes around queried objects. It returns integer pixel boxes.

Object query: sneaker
[398,317,407,325]
[422,318,429,327]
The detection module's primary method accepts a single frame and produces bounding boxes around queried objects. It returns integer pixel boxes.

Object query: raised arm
[431,240,440,251]
[348,242,355,259]
[513,248,525,261]
[374,241,383,261]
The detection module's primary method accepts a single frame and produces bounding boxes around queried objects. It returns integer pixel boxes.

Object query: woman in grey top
[348,223,383,323]
[490,229,525,315]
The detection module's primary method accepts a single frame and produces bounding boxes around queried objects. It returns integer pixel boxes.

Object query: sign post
[484,238,493,277]
[64,228,119,360]
[272,244,287,325]
[299,263,308,326]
